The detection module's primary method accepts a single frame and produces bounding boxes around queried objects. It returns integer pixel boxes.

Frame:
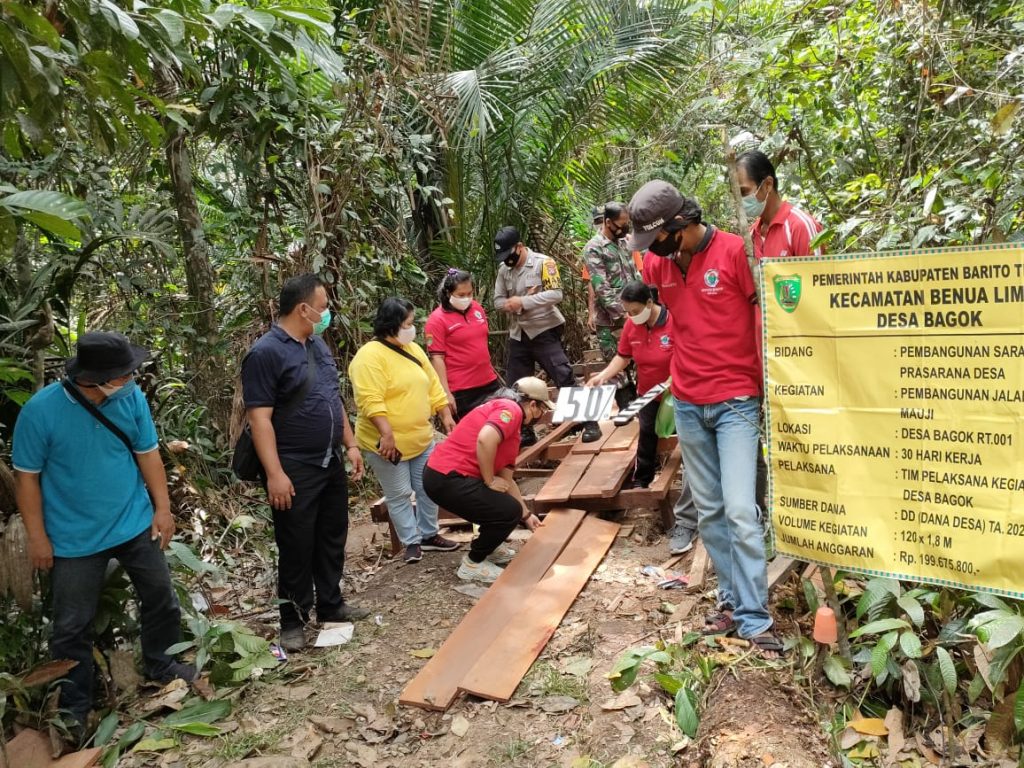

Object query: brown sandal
[702,610,737,635]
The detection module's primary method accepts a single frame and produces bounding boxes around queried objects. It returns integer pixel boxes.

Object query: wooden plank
[569,421,615,454]
[686,539,711,592]
[458,516,620,702]
[0,729,101,768]
[533,454,593,505]
[570,449,635,500]
[766,556,801,591]
[542,441,574,462]
[513,468,555,478]
[515,420,575,467]
[602,420,639,451]
[398,508,587,711]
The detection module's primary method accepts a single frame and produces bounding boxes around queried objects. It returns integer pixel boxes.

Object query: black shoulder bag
[232,342,316,481]
[375,339,423,368]
[62,379,143,471]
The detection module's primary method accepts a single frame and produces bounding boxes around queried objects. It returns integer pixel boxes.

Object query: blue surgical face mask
[742,181,767,220]
[100,379,137,400]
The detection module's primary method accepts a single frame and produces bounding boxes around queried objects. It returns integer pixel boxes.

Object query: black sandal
[748,632,786,658]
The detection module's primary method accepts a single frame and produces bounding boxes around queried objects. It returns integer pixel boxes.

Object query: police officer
[493,226,575,445]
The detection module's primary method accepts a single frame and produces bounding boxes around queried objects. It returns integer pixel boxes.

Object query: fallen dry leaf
[850,716,889,736]
[450,714,470,737]
[310,716,354,735]
[914,733,941,765]
[409,648,436,659]
[538,695,579,713]
[884,707,905,764]
[21,660,78,688]
[839,727,862,750]
[600,692,642,711]
[192,675,216,701]
[280,724,322,761]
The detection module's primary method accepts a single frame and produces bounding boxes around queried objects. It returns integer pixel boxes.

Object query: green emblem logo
[773,275,802,313]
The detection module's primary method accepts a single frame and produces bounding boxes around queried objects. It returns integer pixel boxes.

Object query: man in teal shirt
[13,332,194,740]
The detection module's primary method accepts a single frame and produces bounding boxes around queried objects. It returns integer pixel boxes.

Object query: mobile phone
[378,439,402,465]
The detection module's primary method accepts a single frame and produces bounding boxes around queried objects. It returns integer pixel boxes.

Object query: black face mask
[649,230,681,258]
[503,251,519,268]
[610,223,631,240]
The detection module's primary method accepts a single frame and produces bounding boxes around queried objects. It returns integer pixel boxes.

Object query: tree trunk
[165,126,228,432]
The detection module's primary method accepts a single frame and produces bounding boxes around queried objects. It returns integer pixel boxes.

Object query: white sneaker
[487,545,516,565]
[456,555,504,583]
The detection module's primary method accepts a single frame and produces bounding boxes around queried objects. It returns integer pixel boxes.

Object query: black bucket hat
[65,331,150,382]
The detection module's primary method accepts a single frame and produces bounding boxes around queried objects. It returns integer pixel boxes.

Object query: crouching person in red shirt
[422,377,547,583]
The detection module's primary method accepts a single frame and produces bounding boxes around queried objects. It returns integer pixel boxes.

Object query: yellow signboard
[761,243,1024,596]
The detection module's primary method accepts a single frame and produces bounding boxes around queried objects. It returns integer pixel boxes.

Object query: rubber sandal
[702,611,737,636]
[748,632,787,658]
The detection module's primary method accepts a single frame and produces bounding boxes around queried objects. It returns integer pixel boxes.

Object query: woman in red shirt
[587,281,673,488]
[425,269,500,420]
[422,377,548,583]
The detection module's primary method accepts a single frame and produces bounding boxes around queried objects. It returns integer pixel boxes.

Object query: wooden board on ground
[0,729,102,768]
[766,556,801,591]
[458,515,620,702]
[569,421,615,454]
[570,449,635,499]
[686,539,711,592]
[532,453,593,506]
[398,508,587,711]
[515,420,575,467]
[601,420,639,451]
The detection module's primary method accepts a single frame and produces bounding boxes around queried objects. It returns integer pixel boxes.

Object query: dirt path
[126,509,832,768]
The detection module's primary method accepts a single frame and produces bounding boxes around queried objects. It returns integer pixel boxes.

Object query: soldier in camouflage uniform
[583,202,639,406]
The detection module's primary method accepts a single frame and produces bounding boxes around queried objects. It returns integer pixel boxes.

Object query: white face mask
[629,305,652,325]
[449,296,472,311]
[397,325,417,345]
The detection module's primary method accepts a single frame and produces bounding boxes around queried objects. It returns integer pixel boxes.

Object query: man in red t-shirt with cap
[629,180,782,659]
[422,377,547,583]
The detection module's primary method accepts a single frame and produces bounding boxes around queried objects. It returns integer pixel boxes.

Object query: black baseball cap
[494,226,521,262]
[65,331,150,382]
[627,180,686,252]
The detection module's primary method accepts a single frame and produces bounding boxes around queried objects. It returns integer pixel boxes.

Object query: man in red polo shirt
[737,150,823,260]
[629,180,782,659]
[422,377,547,583]
[737,149,824,513]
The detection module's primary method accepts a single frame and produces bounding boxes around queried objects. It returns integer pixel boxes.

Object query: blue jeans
[364,441,439,547]
[50,528,183,723]
[674,397,771,639]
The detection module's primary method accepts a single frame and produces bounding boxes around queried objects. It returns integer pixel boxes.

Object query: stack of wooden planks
[399,508,619,710]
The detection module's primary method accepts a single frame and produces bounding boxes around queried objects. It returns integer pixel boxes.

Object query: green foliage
[608,633,710,740]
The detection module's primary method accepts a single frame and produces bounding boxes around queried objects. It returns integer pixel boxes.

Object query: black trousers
[271,456,349,629]
[505,325,575,389]
[634,397,661,487]
[423,466,520,562]
[453,379,502,421]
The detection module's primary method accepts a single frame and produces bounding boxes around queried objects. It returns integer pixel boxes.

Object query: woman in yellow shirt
[349,298,458,563]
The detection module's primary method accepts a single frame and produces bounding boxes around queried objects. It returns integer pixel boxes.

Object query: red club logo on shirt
[704,269,720,288]
[499,409,513,423]
[659,334,671,348]
[474,310,483,321]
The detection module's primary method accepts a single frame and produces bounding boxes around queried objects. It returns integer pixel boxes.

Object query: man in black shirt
[241,274,368,651]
